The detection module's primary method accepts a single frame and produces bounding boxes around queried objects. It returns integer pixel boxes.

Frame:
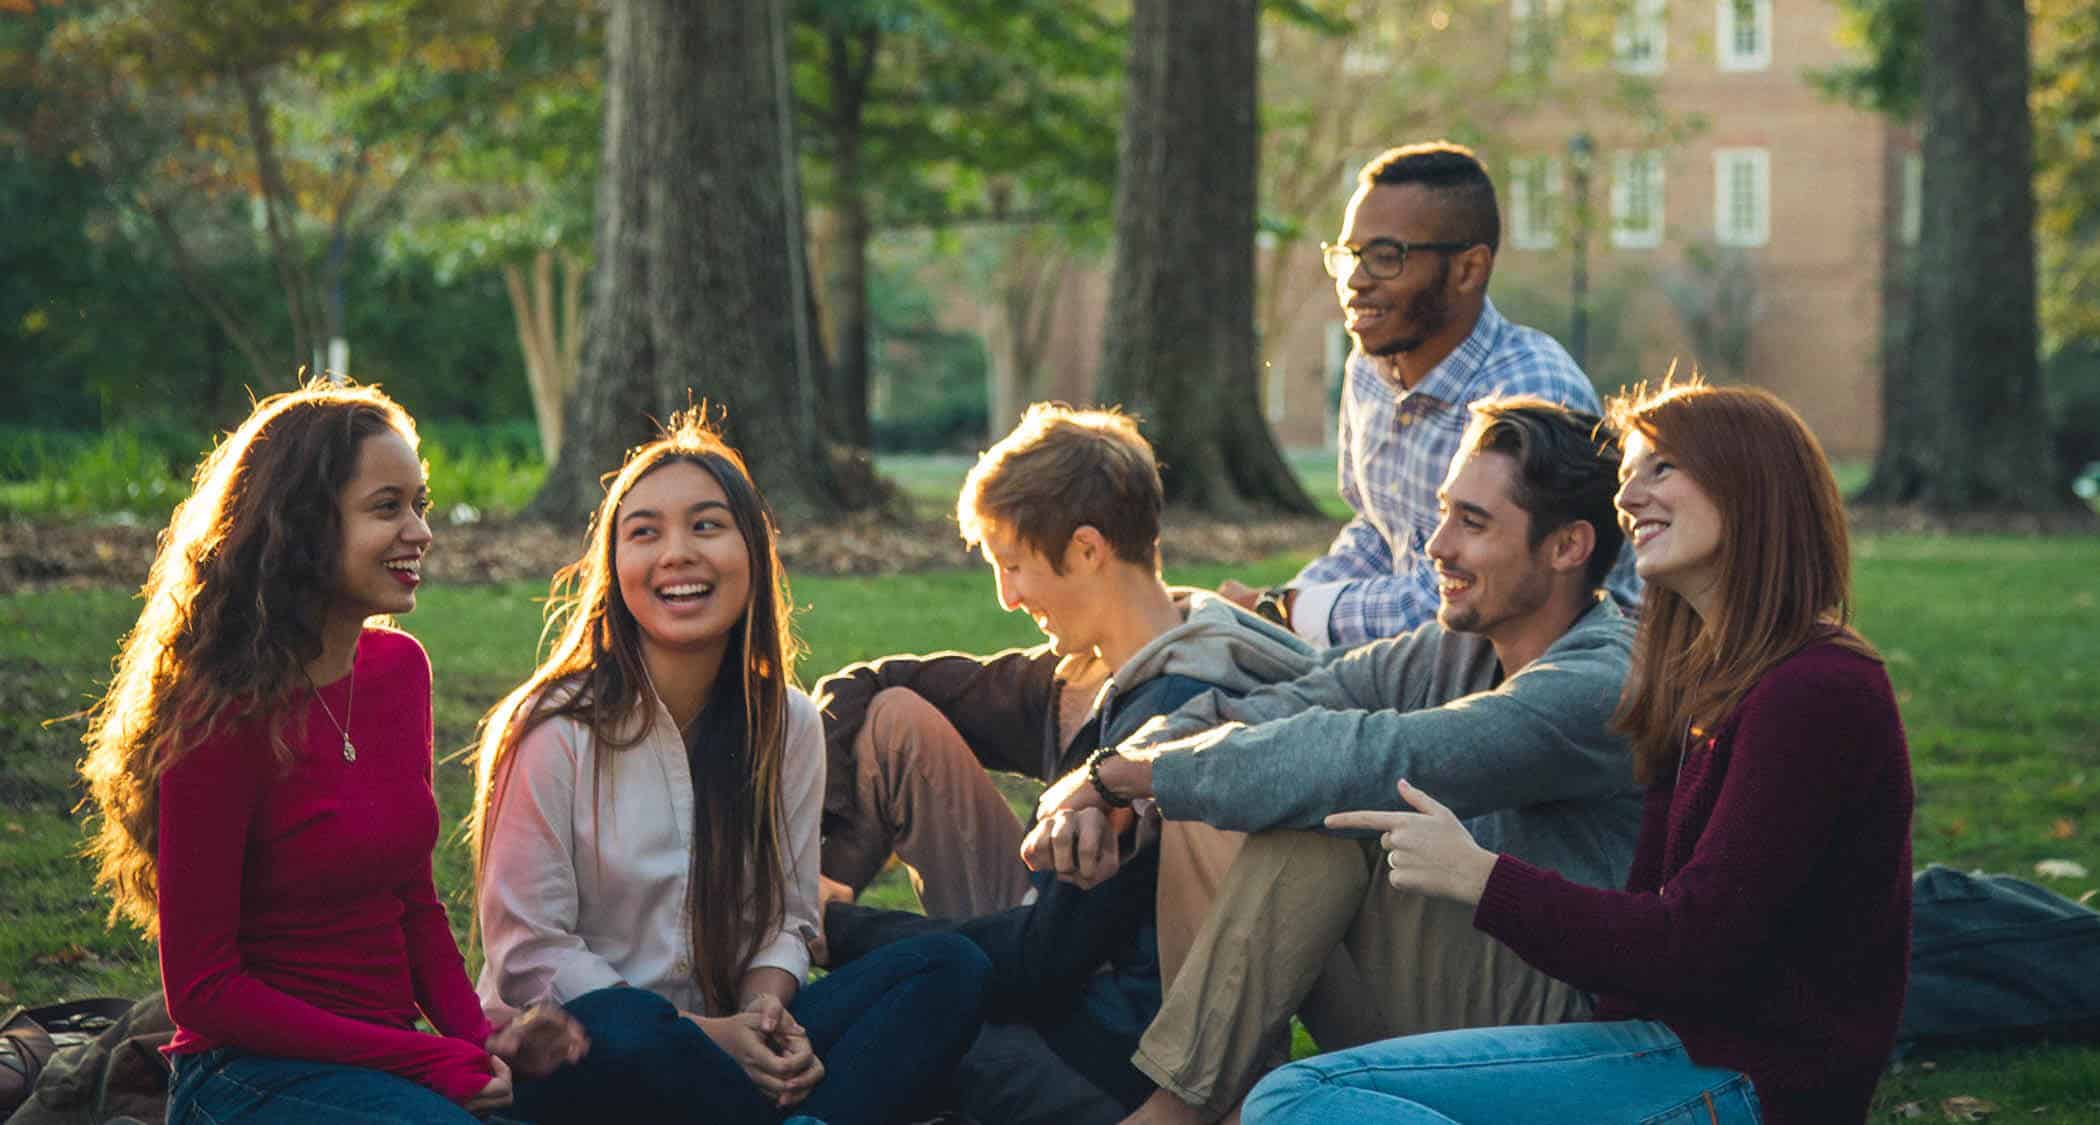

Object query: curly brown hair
[78,380,420,936]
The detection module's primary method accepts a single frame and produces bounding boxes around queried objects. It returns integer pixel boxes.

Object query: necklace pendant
[342,736,357,763]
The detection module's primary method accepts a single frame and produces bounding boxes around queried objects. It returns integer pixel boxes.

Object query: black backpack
[1901,865,2100,1047]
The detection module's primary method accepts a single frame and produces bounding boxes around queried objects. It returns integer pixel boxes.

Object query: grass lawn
[5,538,2100,1116]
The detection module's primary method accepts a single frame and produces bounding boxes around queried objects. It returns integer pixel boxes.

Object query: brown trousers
[818,687,1037,918]
[1139,825,1587,1120]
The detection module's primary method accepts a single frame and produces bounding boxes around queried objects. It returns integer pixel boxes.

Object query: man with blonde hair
[815,403,1317,1124]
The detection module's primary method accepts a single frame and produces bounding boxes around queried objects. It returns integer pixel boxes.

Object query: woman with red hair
[1252,382,1913,1125]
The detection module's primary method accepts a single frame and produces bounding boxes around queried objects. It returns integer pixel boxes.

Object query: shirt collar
[1404,297,1508,406]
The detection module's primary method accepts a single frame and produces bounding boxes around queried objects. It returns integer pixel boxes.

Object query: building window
[1612,150,1666,249]
[1716,0,1771,71]
[1713,147,1769,247]
[1510,0,1565,73]
[1901,152,1922,246]
[1615,0,1668,75]
[1509,155,1561,250]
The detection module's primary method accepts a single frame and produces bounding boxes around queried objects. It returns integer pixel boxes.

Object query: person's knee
[902,932,993,1015]
[860,688,970,770]
[1242,1061,1326,1124]
[561,986,684,1062]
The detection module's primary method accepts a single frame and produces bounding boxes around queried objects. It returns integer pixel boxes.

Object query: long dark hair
[80,380,419,936]
[471,409,801,1013]
[1608,380,1876,784]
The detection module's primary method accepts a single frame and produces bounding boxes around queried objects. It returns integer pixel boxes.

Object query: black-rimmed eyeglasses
[1320,238,1476,280]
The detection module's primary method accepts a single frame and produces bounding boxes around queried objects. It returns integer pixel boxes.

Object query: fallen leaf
[33,943,92,966]
[1941,819,1969,840]
[1892,1101,1926,1119]
[2035,859,2089,880]
[0,979,14,1003]
[1942,1095,1997,1121]
[3,821,22,834]
[2050,818,2078,840]
[2078,890,2095,906]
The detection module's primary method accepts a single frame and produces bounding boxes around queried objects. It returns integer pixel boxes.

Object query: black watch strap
[1253,585,1292,627]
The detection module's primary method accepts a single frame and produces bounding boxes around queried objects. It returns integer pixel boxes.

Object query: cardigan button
[674,957,690,976]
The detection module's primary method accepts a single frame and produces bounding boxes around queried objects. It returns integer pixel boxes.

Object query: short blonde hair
[957,403,1162,571]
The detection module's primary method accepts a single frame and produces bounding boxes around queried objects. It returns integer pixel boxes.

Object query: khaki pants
[1138,828,1587,1120]
[819,688,1035,918]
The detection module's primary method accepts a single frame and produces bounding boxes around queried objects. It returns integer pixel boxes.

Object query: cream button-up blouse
[476,686,824,1020]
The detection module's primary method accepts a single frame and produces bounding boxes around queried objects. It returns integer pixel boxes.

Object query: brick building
[1253,0,1912,457]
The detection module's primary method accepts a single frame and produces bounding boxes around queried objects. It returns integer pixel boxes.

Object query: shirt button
[674,958,691,976]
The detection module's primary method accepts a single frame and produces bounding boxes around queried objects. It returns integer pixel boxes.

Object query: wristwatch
[1253,585,1293,628]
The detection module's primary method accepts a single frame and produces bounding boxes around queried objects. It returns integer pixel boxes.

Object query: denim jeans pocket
[1637,1073,1762,1125]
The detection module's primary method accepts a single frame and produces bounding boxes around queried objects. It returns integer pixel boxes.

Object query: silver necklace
[307,666,358,762]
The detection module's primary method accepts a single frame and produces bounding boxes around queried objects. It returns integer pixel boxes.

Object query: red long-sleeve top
[1475,641,1913,1125]
[156,627,496,1102]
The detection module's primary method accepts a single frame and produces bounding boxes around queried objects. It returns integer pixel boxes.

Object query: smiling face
[1425,451,1557,645]
[614,461,754,665]
[329,429,432,624]
[1335,183,1466,364]
[981,521,1095,657]
[1615,429,1724,617]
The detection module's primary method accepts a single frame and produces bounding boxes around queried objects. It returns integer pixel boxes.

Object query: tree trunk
[1860,1,2065,511]
[822,26,878,450]
[1093,0,1316,517]
[530,0,866,524]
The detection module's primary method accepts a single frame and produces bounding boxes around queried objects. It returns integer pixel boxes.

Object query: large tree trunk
[530,0,866,524]
[821,26,878,450]
[1093,0,1315,517]
[1860,1,2065,511]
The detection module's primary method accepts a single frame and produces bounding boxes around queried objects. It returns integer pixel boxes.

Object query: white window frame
[1611,149,1666,249]
[1900,152,1922,246]
[1614,0,1668,75]
[1508,155,1562,251]
[1509,0,1566,72]
[1716,0,1771,72]
[1713,147,1770,247]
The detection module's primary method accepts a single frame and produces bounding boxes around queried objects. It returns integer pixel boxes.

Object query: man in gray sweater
[1028,396,1643,1124]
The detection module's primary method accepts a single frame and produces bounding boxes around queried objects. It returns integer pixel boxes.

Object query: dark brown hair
[470,409,801,1013]
[1461,396,1625,590]
[1607,380,1876,784]
[1359,140,1501,253]
[79,379,419,936]
[955,402,1163,571]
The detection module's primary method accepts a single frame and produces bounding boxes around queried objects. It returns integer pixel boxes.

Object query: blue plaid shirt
[1294,299,1641,647]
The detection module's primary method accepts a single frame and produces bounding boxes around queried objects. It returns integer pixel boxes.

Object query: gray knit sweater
[1125,597,1642,893]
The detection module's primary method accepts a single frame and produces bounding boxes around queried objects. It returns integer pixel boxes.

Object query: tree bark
[530,0,867,524]
[822,26,879,449]
[1860,0,2066,511]
[1093,0,1316,517]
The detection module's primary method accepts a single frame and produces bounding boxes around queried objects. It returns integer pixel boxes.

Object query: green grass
[5,542,2099,1115]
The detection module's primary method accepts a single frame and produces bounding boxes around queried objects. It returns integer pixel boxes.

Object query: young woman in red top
[1259,382,1913,1125]
[78,381,583,1124]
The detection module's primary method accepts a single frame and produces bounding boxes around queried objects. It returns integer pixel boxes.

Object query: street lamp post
[1567,131,1594,371]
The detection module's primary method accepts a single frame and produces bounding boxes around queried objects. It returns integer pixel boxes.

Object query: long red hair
[1608,381,1877,784]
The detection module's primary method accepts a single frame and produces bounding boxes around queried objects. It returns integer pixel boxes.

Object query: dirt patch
[0,512,1342,594]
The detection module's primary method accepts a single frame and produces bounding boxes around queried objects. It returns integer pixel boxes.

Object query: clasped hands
[469,1002,590,1111]
[684,993,825,1109]
[1021,764,1135,889]
[1325,779,1499,907]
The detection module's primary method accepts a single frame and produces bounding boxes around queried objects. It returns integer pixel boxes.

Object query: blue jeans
[514,932,988,1125]
[167,1048,483,1124]
[1243,1021,1761,1125]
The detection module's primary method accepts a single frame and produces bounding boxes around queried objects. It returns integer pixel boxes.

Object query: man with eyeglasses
[1221,141,1637,649]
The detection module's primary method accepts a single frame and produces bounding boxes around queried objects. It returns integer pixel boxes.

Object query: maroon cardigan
[1475,641,1913,1125]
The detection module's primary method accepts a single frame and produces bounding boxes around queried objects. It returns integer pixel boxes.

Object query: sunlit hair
[78,379,420,936]
[469,409,801,1014]
[1460,396,1626,591]
[1607,379,1877,784]
[955,402,1162,571]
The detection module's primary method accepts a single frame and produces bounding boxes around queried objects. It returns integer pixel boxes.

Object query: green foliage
[0,429,195,520]
[791,0,1124,232]
[866,246,990,452]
